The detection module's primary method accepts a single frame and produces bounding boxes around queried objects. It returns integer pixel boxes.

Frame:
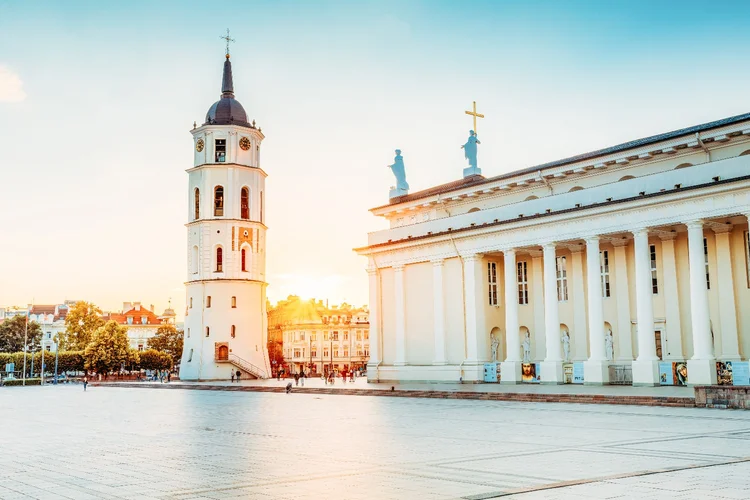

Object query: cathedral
[179,50,271,380]
[356,113,750,387]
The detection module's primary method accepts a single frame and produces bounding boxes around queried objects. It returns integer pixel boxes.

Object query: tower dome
[204,55,252,127]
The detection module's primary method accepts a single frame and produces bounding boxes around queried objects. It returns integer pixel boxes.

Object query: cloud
[0,65,26,102]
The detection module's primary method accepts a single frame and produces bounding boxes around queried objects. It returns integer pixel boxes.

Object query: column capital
[541,242,557,252]
[366,267,379,276]
[584,235,600,245]
[709,222,733,234]
[631,227,650,238]
[685,219,705,231]
[501,247,516,256]
[461,253,483,262]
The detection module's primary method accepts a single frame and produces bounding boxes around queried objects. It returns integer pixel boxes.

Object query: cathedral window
[194,188,200,220]
[241,248,247,271]
[205,327,210,337]
[704,238,710,289]
[214,186,224,216]
[215,139,226,162]
[556,256,568,301]
[600,251,610,298]
[231,325,236,338]
[241,187,250,219]
[231,296,236,308]
[517,261,529,305]
[487,262,498,306]
[650,245,659,294]
[215,247,223,272]
[206,296,212,308]
[188,349,193,362]
[189,297,193,308]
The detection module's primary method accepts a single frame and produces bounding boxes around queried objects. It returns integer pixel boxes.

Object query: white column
[632,229,659,385]
[686,220,716,385]
[366,268,381,371]
[540,243,563,383]
[530,252,546,361]
[584,236,609,384]
[713,224,740,360]
[462,254,486,382]
[570,248,588,361]
[432,259,447,365]
[660,234,684,360]
[501,248,522,383]
[393,265,407,366]
[611,239,633,361]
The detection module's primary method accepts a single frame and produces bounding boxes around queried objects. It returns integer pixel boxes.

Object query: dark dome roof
[204,56,253,128]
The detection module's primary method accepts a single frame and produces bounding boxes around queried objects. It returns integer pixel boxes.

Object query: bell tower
[179,42,271,380]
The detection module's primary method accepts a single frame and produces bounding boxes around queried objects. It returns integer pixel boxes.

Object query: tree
[138,349,173,371]
[148,325,183,365]
[63,301,104,351]
[0,316,41,353]
[84,320,137,375]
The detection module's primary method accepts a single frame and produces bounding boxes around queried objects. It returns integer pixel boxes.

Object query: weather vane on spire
[220,28,235,58]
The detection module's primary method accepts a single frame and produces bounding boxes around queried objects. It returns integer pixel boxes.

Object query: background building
[268,295,369,376]
[103,301,176,351]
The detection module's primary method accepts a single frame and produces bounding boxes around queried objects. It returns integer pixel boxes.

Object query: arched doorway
[218,344,229,361]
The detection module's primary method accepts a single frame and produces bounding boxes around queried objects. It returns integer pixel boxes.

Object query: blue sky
[1,0,750,315]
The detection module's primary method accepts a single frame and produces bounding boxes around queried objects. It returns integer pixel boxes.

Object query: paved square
[2,386,750,499]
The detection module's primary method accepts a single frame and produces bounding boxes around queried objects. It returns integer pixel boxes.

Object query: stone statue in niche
[522,332,532,362]
[605,329,614,361]
[561,331,571,362]
[490,333,500,362]
[387,149,409,198]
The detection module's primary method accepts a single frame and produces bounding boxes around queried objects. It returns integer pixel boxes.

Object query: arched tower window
[194,188,200,220]
[214,186,224,216]
[216,247,223,272]
[241,248,247,271]
[231,325,236,338]
[241,187,250,219]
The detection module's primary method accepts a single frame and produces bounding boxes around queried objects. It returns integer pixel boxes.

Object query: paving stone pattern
[2,386,750,499]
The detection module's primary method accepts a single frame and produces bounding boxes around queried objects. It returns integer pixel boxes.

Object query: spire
[221,57,234,97]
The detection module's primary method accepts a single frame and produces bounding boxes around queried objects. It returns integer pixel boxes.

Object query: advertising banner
[659,362,673,385]
[521,362,540,383]
[731,361,750,386]
[573,362,584,384]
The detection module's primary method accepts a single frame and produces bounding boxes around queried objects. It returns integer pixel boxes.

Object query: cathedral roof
[204,56,252,128]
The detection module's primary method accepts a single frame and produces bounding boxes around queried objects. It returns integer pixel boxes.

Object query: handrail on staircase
[222,353,268,379]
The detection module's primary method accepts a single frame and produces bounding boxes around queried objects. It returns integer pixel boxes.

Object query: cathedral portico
[358,112,750,386]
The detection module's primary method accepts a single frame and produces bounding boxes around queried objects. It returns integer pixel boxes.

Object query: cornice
[186,163,269,177]
[186,219,268,229]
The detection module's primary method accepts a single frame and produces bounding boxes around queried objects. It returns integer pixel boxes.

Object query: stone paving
[2,385,749,499]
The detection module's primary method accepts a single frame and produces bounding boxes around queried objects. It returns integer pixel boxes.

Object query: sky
[2,0,750,317]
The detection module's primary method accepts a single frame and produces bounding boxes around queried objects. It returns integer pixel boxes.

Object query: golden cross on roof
[465,101,485,132]
[220,28,235,58]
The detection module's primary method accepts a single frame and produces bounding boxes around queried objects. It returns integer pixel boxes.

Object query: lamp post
[53,333,60,385]
[40,318,45,386]
[22,311,28,386]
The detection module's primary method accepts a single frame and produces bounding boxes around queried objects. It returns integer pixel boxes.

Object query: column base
[432,360,448,366]
[500,361,522,384]
[687,358,717,386]
[540,360,564,384]
[583,359,610,385]
[632,359,660,386]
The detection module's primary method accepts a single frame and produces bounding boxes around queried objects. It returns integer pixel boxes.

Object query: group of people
[230,370,242,383]
[274,368,365,385]
[136,370,172,383]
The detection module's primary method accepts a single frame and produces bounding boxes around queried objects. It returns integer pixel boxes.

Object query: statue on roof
[387,149,409,199]
[461,130,481,177]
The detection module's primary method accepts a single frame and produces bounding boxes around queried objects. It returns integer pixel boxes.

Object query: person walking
[236,370,241,382]
[167,372,171,383]
[300,371,305,387]
[294,372,299,386]
[83,376,88,392]
[231,371,235,383]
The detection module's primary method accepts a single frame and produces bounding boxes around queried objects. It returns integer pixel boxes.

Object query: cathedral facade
[179,53,271,380]
[357,112,750,386]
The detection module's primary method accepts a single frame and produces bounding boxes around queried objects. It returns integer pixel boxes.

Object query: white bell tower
[179,45,271,380]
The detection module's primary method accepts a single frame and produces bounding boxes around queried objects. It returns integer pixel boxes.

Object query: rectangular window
[556,256,568,301]
[311,350,317,358]
[487,262,498,306]
[334,348,339,357]
[600,250,610,298]
[323,349,329,357]
[189,297,193,308]
[365,331,369,340]
[215,139,226,162]
[704,238,710,290]
[300,332,305,341]
[205,327,210,337]
[517,261,528,305]
[206,296,211,308]
[294,349,301,358]
[231,296,236,308]
[311,333,317,341]
[344,332,348,340]
[356,331,362,341]
[332,331,339,341]
[324,332,329,341]
[187,328,190,338]
[650,245,659,294]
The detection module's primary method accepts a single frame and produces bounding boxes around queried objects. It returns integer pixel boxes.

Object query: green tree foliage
[63,301,104,351]
[0,316,41,353]
[148,325,183,365]
[84,320,138,374]
[138,349,173,370]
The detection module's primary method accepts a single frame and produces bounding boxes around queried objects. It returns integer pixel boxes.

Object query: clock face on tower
[196,139,205,152]
[239,136,251,151]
